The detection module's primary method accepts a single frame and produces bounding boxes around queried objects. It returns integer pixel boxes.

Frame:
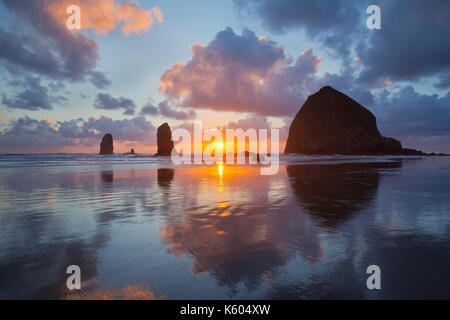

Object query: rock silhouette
[124,148,135,155]
[155,123,174,156]
[284,86,424,155]
[99,133,114,155]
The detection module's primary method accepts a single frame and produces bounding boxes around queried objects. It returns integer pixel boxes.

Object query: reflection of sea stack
[287,161,402,228]
[101,171,114,183]
[99,133,114,155]
[285,86,424,155]
[157,168,174,188]
[155,123,174,156]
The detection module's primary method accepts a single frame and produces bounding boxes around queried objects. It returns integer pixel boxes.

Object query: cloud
[88,71,112,89]
[0,0,113,91]
[0,27,66,79]
[373,86,450,139]
[141,100,196,120]
[434,74,450,90]
[2,77,67,110]
[235,0,450,87]
[223,115,272,131]
[140,104,159,116]
[234,0,362,60]
[357,0,450,85]
[1,0,100,81]
[222,115,289,147]
[46,0,163,36]
[0,115,156,153]
[94,93,136,115]
[159,27,322,116]
[234,0,361,36]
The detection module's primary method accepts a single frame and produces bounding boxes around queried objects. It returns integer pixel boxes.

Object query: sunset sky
[0,0,449,153]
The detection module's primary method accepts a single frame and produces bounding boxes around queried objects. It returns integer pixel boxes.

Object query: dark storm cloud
[0,115,156,152]
[94,93,137,115]
[2,77,67,110]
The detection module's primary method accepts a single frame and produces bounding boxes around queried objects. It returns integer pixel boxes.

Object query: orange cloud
[0,114,4,118]
[47,0,163,36]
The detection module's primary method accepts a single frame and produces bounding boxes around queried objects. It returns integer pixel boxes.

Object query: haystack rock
[155,123,174,156]
[284,86,424,155]
[99,133,114,155]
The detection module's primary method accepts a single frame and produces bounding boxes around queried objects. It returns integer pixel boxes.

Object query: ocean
[0,154,449,299]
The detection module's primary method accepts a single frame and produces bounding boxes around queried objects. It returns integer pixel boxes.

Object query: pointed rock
[99,133,114,155]
[155,123,174,156]
[124,148,136,155]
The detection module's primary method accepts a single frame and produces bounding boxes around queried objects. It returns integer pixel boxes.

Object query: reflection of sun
[218,164,224,176]
[216,142,224,149]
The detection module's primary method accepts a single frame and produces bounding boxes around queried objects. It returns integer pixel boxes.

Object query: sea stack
[99,133,114,155]
[284,86,423,155]
[155,123,174,156]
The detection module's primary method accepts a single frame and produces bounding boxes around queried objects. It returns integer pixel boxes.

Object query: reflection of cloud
[65,284,164,300]
[159,166,325,294]
[0,214,109,299]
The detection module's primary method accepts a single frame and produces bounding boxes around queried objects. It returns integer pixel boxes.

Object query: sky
[0,0,449,153]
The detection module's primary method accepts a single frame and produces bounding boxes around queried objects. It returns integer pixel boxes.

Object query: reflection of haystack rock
[99,133,114,155]
[287,161,402,228]
[155,123,174,156]
[285,86,424,155]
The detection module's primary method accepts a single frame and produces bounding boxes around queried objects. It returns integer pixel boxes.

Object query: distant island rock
[99,133,114,155]
[155,123,174,156]
[124,148,136,155]
[284,86,425,155]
